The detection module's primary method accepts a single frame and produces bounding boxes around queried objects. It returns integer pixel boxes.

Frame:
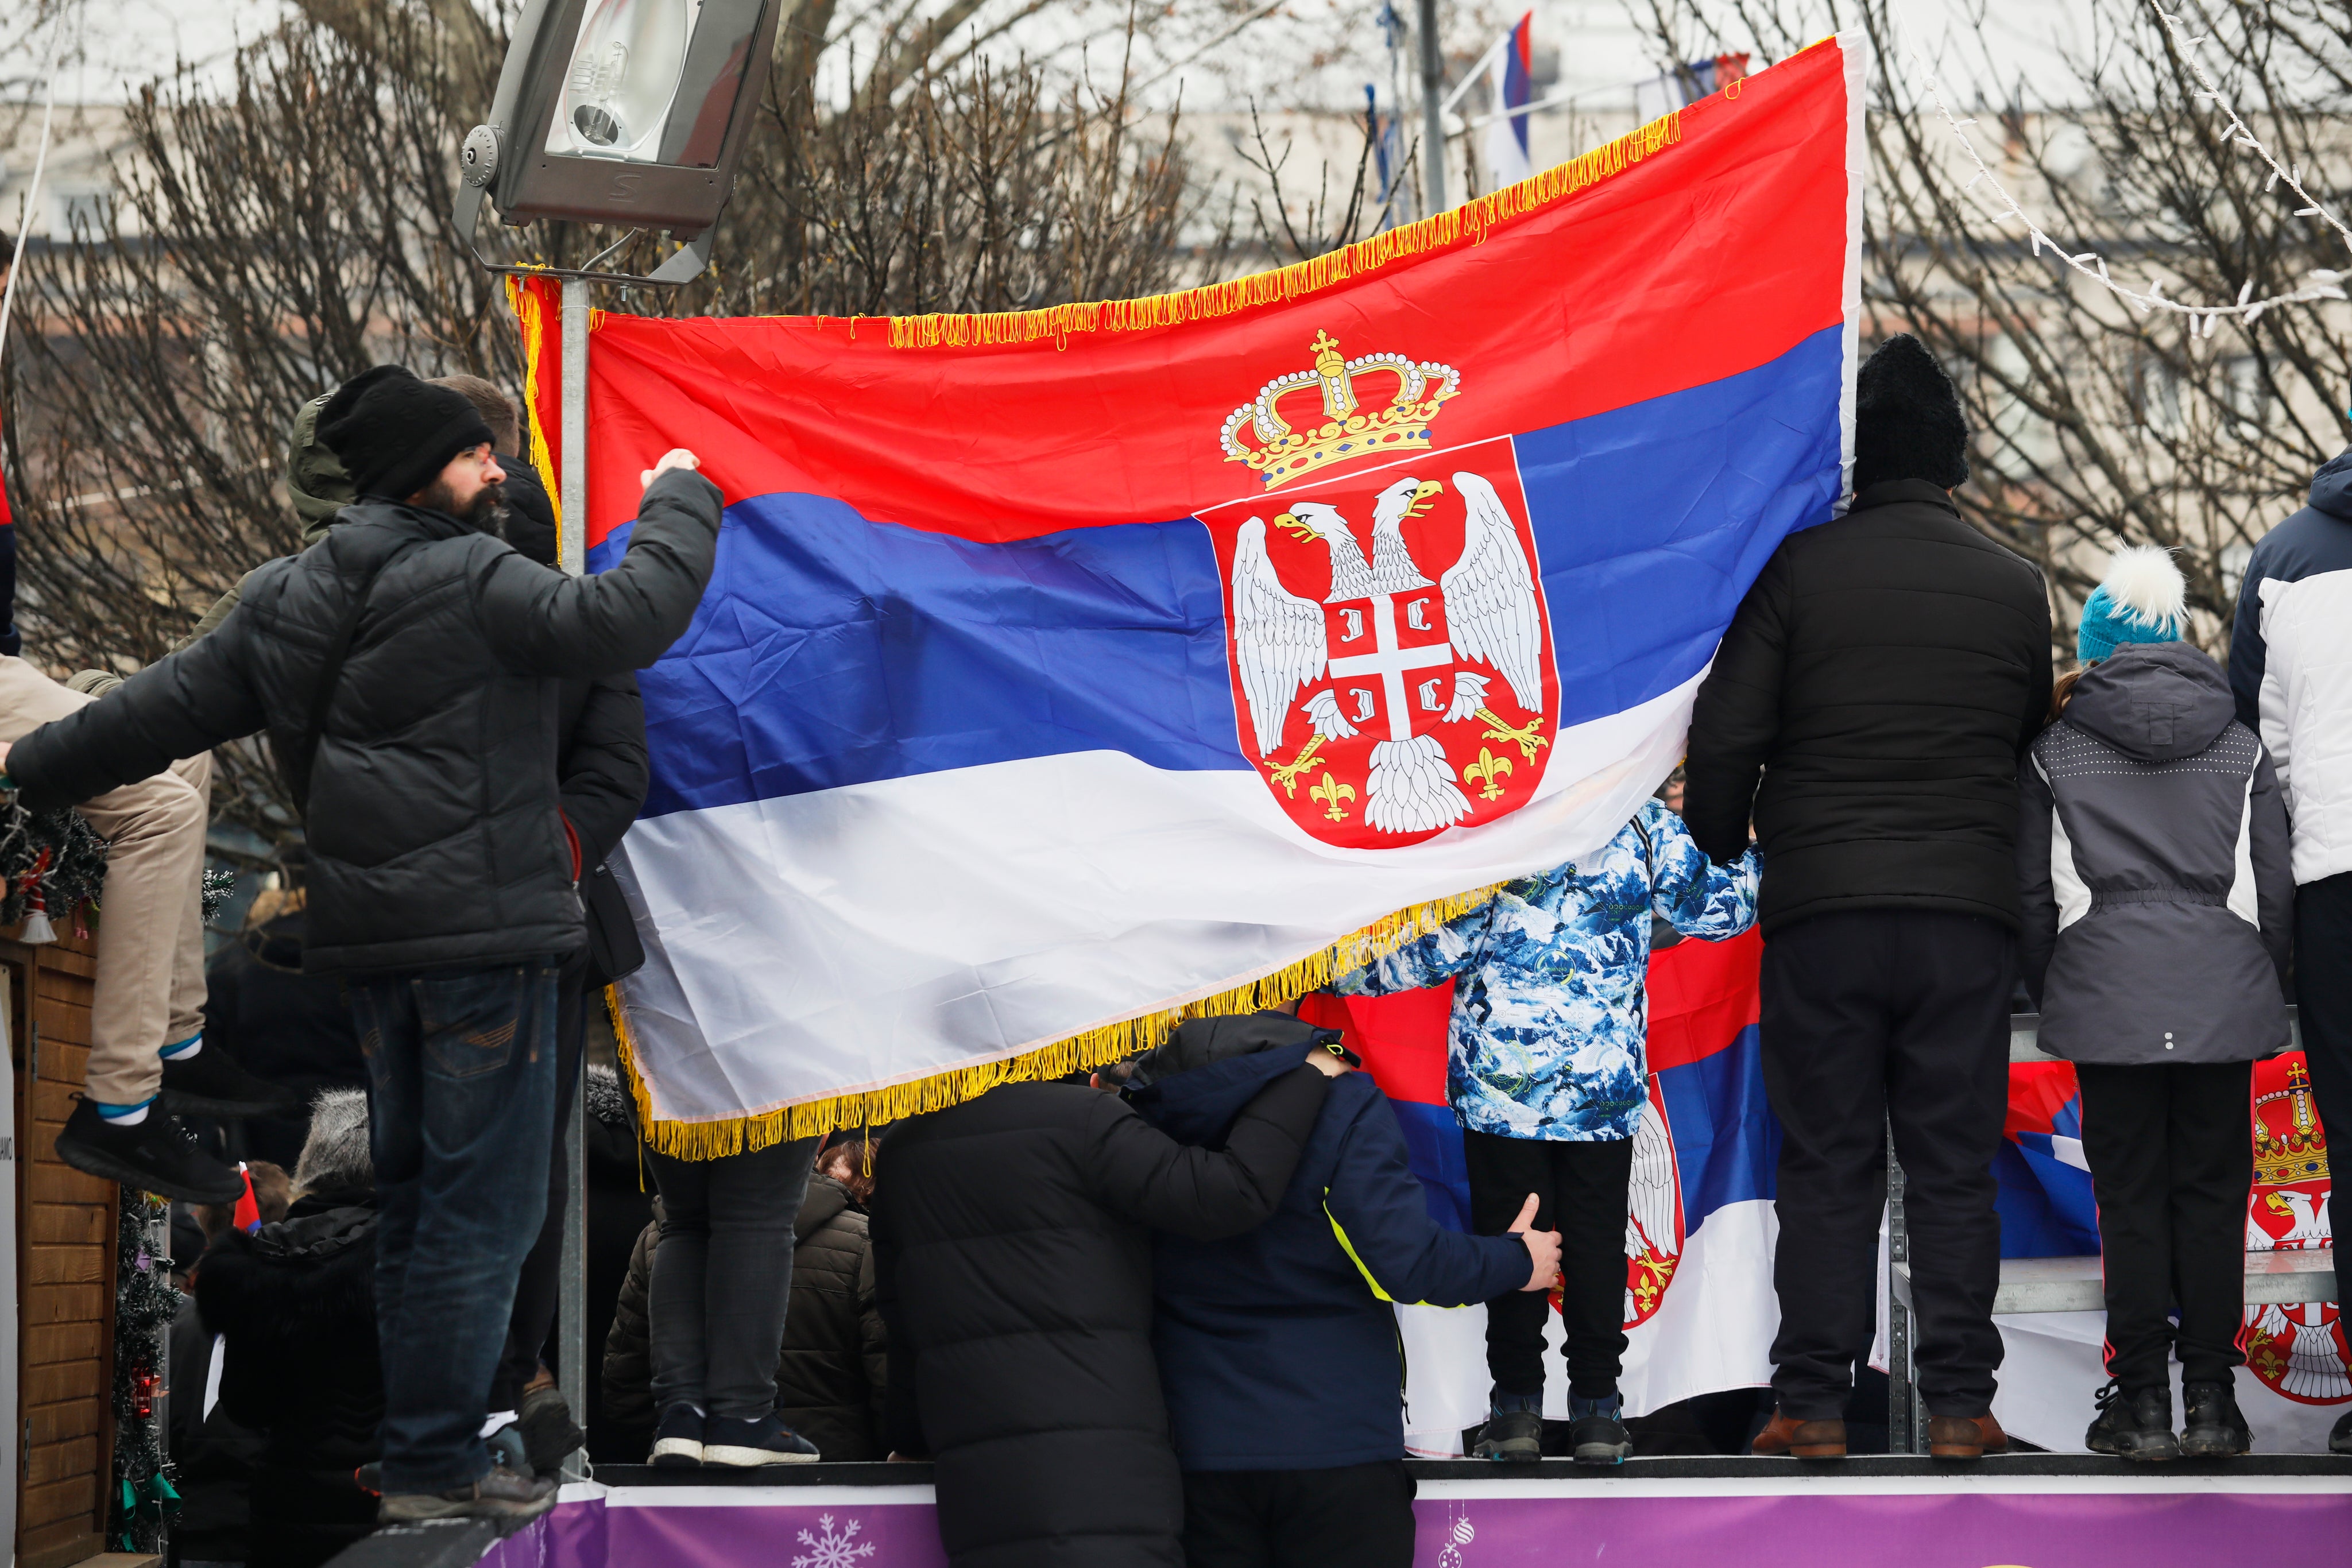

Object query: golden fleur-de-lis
[1268,734,1325,797]
[1476,706,1551,764]
[1309,772,1356,821]
[1461,747,1512,800]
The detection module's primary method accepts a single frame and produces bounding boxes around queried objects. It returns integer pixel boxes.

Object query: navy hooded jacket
[1132,1037,1528,1472]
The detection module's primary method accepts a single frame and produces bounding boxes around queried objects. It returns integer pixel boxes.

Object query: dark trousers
[2295,873,2352,1166]
[2075,1060,2253,1389]
[1180,1462,1415,1568]
[1463,1129,1631,1398]
[646,1136,822,1422]
[1760,909,2012,1420]
[489,967,590,1415]
[349,961,560,1492]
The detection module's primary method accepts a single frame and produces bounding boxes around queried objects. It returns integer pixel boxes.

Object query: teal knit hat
[2076,545,2186,663]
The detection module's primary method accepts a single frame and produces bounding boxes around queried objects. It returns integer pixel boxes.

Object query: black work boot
[1473,1408,1544,1461]
[2179,1380,2252,1458]
[1568,1391,1633,1465]
[54,1098,244,1204]
[517,1384,587,1476]
[2084,1380,2180,1462]
[160,1043,300,1118]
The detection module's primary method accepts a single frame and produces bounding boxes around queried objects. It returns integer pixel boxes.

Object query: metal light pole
[1417,0,1448,214]
[455,0,781,1481]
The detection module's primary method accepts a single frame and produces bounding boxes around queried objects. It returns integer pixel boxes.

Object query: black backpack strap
[283,539,416,818]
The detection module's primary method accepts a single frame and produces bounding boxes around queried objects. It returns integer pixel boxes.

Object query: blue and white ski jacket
[1334,799,1759,1141]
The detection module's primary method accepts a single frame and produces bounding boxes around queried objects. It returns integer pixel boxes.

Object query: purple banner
[485,1484,2352,1568]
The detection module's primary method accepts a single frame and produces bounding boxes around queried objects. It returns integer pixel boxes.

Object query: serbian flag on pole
[510,37,1865,1148]
[1482,11,1536,188]
[1305,929,1778,1438]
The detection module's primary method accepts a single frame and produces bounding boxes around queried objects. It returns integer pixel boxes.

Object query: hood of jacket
[287,392,354,536]
[1124,1010,1335,1093]
[195,1201,377,1344]
[2309,447,2352,521]
[1128,1035,1316,1146]
[2064,640,2235,763]
[795,1172,854,1244]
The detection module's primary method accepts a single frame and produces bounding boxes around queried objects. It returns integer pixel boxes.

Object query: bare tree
[1637,0,2352,651]
[0,2,1226,854]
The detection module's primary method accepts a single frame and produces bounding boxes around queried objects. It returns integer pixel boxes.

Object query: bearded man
[3,363,724,1530]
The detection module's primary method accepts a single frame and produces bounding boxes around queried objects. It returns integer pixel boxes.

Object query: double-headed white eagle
[1232,471,1544,834]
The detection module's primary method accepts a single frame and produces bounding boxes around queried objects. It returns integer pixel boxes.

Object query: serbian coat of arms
[1200,332,1560,849]
[2243,1055,2348,1404]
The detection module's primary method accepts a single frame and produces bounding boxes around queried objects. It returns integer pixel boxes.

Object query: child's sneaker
[2179,1381,2251,1458]
[650,1404,705,1468]
[1472,1407,1544,1462]
[702,1412,819,1466]
[1568,1390,1631,1465]
[2085,1381,2179,1461]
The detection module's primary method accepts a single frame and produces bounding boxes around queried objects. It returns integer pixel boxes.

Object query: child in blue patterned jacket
[1333,790,1758,1463]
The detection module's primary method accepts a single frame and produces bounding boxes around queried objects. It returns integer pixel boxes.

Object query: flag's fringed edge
[505,274,566,539]
[602,882,1502,1159]
[884,110,1682,351]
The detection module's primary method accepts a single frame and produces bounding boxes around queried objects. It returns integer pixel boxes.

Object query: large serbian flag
[511,37,1865,1148]
[1305,929,1780,1435]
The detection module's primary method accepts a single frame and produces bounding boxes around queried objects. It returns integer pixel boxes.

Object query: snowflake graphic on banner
[792,1514,876,1568]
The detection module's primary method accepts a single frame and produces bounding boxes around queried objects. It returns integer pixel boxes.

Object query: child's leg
[2074,1063,2175,1391]
[1463,1129,1554,1403]
[2165,1059,2254,1385]
[1550,1137,1635,1399]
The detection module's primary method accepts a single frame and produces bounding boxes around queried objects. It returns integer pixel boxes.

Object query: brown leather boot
[1927,1413,2008,1458]
[1751,1408,1846,1458]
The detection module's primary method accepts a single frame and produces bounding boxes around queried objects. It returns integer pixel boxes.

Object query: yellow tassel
[605,882,1502,1160]
[504,276,567,541]
[886,111,1680,351]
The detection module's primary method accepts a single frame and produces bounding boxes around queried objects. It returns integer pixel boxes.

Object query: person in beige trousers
[3,656,285,1202]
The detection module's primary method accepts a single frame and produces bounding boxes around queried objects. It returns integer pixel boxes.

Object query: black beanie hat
[1851,333,1970,493]
[317,365,497,503]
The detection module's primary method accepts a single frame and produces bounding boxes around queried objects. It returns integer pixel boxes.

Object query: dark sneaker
[159,1046,299,1118]
[53,1098,243,1204]
[702,1413,820,1466]
[650,1404,705,1468]
[378,1465,556,1532]
[2332,1408,2352,1456]
[1569,1412,1632,1465]
[1472,1408,1544,1462]
[1751,1408,1845,1458]
[518,1385,587,1476]
[2086,1381,2180,1462]
[2179,1380,2252,1458]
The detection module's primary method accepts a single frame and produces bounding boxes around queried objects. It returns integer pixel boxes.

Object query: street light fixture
[455,0,780,284]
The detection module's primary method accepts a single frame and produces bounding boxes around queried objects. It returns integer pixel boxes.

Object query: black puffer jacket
[2019,642,2293,1064]
[1685,479,2052,932]
[871,1070,1331,1568]
[10,469,721,974]
[602,1175,888,1459]
[201,907,366,1168]
[195,1193,381,1568]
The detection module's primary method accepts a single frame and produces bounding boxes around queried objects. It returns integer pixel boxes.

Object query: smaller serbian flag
[1482,12,1535,189]
[514,37,1864,1148]
[1305,927,1778,1441]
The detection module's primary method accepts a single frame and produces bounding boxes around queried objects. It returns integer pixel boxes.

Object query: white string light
[1908,3,2352,338]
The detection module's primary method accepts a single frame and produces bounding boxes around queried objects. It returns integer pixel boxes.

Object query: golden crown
[1220,330,1461,490]
[2253,1059,2330,1187]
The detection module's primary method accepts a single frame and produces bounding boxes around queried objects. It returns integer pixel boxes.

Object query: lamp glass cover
[541,0,765,170]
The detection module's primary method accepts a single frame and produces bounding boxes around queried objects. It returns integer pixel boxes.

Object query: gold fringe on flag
[504,274,568,540]
[605,882,1504,1159]
[887,110,1682,351]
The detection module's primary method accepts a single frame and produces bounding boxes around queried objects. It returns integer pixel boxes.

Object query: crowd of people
[2,328,2346,1568]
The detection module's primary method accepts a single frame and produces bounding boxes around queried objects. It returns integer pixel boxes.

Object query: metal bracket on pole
[1416,0,1447,215]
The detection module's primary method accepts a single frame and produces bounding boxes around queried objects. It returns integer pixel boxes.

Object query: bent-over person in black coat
[871,1058,1339,1568]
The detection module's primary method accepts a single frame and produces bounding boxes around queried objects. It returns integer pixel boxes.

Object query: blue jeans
[350,961,560,1493]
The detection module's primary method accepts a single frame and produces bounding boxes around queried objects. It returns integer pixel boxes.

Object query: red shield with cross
[1198,434,1560,849]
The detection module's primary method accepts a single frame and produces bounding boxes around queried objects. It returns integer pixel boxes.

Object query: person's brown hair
[428,374,520,455]
[2049,667,2086,723]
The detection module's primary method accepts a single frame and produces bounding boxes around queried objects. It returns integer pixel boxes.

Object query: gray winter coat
[9,469,723,975]
[2018,641,2293,1064]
